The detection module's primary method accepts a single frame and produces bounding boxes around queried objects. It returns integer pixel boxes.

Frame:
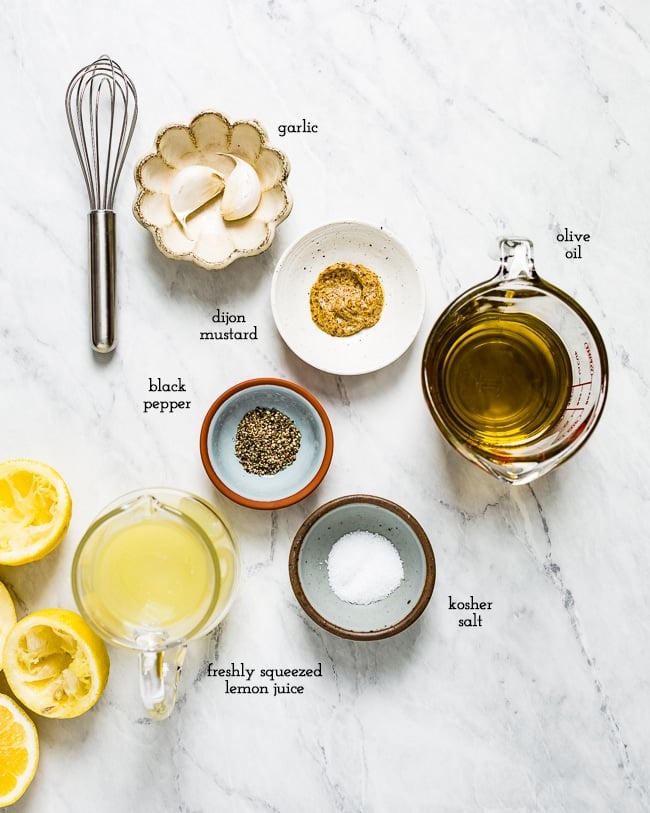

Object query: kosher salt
[327,530,404,605]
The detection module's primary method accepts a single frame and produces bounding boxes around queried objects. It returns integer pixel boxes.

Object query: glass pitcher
[421,237,608,484]
[71,488,239,719]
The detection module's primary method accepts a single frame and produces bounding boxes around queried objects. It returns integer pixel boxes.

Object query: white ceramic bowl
[133,111,292,269]
[271,222,424,375]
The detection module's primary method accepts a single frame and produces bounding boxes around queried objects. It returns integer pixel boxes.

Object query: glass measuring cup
[71,488,239,719]
[421,237,608,484]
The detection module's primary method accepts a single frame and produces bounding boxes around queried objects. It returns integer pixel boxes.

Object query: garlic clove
[211,153,237,177]
[220,157,262,221]
[169,165,225,229]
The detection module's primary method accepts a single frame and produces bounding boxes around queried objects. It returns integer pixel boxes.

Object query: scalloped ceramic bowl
[133,111,292,269]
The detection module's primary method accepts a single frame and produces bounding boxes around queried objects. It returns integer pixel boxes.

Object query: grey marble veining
[1,0,650,811]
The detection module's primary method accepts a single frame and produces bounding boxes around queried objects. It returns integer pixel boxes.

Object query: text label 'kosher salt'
[448,595,493,628]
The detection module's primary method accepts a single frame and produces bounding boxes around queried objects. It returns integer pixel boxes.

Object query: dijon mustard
[309,262,384,337]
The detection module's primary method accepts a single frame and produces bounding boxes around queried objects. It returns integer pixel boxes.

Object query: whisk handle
[89,210,116,353]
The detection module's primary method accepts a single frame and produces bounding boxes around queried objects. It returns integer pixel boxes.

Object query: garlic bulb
[220,157,261,221]
[169,165,225,230]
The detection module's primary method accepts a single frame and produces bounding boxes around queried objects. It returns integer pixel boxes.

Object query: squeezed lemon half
[3,608,110,719]
[0,581,17,672]
[0,460,72,565]
[0,693,39,805]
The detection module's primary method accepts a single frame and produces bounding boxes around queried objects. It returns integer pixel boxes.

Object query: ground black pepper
[235,407,301,476]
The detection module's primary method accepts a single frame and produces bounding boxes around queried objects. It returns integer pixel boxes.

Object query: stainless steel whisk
[65,55,138,353]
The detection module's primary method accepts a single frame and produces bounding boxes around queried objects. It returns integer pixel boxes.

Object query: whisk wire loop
[65,54,138,211]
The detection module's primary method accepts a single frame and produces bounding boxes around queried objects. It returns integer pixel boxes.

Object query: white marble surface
[1,0,649,810]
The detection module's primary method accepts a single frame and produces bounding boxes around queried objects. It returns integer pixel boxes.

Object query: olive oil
[427,312,572,451]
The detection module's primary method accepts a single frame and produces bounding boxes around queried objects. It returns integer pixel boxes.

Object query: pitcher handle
[497,236,537,282]
[139,644,187,720]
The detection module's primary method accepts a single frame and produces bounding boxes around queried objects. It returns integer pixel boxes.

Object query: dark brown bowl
[289,495,436,641]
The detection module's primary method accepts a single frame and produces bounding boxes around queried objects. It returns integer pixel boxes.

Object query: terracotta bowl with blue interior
[200,378,333,510]
[289,495,436,640]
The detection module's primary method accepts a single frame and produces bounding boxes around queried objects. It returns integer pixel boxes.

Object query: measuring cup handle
[497,237,538,282]
[139,644,187,720]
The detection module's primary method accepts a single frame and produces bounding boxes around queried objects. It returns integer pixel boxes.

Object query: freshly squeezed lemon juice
[91,517,218,640]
